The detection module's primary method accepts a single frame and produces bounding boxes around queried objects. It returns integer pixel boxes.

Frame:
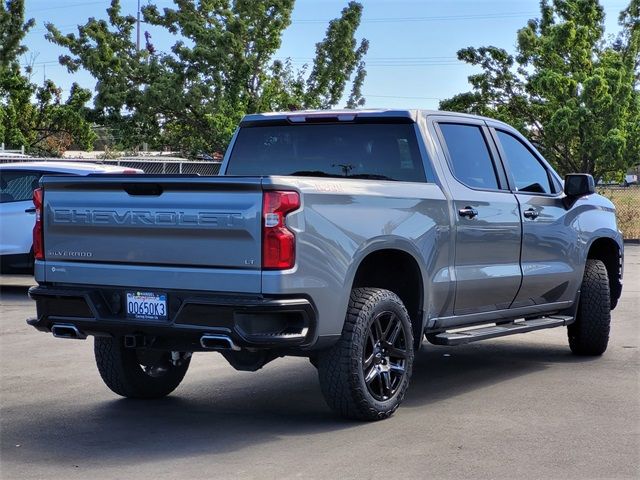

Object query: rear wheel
[568,259,611,356]
[94,336,191,398]
[317,288,414,421]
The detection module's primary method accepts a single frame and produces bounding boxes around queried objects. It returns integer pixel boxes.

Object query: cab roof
[240,109,512,129]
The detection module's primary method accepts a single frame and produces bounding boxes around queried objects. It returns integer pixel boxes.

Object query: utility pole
[136,0,141,51]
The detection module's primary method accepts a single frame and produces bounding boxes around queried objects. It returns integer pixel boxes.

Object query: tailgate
[40,176,263,290]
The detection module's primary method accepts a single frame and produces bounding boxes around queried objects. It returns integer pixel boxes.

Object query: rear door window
[438,123,499,190]
[227,123,428,182]
[0,170,41,203]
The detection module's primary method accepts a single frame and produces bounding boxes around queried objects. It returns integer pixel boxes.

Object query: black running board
[428,316,574,346]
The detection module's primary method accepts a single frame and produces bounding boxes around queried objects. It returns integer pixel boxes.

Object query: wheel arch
[348,243,426,348]
[585,236,623,310]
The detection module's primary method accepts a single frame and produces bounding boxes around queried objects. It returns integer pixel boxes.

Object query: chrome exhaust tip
[200,334,240,351]
[51,324,87,340]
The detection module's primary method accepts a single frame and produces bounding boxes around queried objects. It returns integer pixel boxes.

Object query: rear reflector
[262,191,300,270]
[33,188,44,260]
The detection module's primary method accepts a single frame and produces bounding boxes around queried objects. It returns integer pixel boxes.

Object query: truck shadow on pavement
[404,340,597,408]
[1,340,599,466]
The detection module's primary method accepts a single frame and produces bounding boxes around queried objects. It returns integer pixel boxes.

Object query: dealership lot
[1,247,638,479]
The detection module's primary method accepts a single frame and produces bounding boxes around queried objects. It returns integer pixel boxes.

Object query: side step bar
[428,316,574,346]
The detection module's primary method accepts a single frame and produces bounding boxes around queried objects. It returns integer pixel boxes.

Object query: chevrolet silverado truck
[28,109,623,421]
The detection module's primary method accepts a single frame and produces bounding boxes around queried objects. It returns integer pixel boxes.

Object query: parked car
[27,110,623,420]
[623,173,638,186]
[0,162,142,273]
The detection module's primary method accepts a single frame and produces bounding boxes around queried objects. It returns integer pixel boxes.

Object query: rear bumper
[28,285,317,351]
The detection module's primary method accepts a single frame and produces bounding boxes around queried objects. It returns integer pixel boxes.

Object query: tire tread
[568,259,611,356]
[318,288,414,421]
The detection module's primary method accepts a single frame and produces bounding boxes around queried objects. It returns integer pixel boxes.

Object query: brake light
[33,188,44,260]
[262,190,300,269]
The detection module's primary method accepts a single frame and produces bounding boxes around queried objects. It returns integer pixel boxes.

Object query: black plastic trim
[28,285,317,350]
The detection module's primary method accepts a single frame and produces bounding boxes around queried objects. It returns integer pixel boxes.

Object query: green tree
[253,2,369,111]
[441,0,639,181]
[45,1,162,150]
[0,0,34,69]
[0,0,96,156]
[0,0,34,147]
[46,0,369,156]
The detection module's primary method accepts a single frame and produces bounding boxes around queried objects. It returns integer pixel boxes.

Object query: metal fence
[598,186,640,240]
[104,158,222,175]
[0,156,222,176]
[0,144,25,155]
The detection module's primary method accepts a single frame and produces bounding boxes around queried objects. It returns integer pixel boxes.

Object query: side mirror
[564,174,595,197]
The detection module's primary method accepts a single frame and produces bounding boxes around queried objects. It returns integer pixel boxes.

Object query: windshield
[226,123,427,182]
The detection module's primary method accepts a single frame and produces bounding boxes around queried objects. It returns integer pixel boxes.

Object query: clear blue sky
[22,0,629,110]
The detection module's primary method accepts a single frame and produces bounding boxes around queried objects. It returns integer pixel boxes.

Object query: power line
[30,23,79,35]
[22,61,61,67]
[280,56,456,61]
[363,63,462,67]
[277,56,461,66]
[365,94,443,100]
[24,9,541,39]
[35,55,460,63]
[26,57,464,68]
[28,1,108,13]
[287,61,462,67]
[293,11,538,24]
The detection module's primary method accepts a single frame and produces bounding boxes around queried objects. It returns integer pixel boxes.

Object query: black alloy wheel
[362,311,409,401]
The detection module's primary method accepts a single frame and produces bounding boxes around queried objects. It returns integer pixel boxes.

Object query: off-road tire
[94,336,190,398]
[317,288,414,421]
[568,259,611,356]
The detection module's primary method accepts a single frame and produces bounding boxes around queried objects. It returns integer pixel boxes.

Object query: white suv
[0,161,142,273]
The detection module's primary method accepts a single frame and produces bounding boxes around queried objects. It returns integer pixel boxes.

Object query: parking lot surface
[1,246,638,479]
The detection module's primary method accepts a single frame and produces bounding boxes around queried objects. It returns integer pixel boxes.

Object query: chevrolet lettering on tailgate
[51,209,241,227]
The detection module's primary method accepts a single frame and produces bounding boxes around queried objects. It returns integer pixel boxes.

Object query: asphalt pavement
[1,247,638,479]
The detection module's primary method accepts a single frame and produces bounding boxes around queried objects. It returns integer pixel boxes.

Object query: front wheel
[94,336,191,398]
[317,288,414,421]
[568,259,611,356]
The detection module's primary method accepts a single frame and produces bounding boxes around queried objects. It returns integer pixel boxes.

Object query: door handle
[523,208,539,219]
[25,207,36,214]
[458,206,478,219]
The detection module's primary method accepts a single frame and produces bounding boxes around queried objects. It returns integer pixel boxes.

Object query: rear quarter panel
[262,176,452,341]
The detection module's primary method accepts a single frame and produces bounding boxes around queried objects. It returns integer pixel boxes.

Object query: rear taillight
[262,190,300,270]
[33,187,44,260]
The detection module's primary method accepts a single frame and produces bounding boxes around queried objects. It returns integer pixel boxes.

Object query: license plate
[126,291,167,320]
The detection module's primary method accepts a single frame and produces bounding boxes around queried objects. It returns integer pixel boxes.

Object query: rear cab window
[226,123,428,182]
[0,170,41,203]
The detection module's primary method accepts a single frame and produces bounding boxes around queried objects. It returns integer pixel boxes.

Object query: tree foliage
[0,0,95,156]
[0,0,34,69]
[441,0,639,180]
[46,0,369,155]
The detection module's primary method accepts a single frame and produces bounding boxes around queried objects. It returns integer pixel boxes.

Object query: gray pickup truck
[28,109,623,420]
